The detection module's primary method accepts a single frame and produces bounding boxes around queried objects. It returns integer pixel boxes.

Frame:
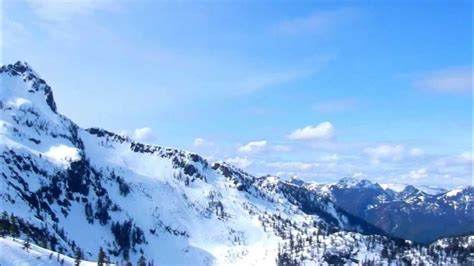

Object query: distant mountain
[381,183,448,195]
[301,177,474,243]
[254,175,387,236]
[0,61,472,265]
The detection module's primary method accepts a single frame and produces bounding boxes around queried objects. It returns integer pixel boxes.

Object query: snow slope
[0,237,98,266]
[1,61,472,265]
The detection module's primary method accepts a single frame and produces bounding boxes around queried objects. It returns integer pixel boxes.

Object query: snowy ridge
[1,61,57,113]
[1,61,473,265]
[0,237,98,266]
[380,183,448,195]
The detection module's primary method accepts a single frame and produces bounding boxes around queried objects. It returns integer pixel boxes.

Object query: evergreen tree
[40,238,48,249]
[85,202,94,224]
[23,239,31,252]
[137,255,147,266]
[381,246,389,258]
[97,247,106,266]
[95,198,110,225]
[9,214,19,237]
[0,211,8,236]
[74,248,82,266]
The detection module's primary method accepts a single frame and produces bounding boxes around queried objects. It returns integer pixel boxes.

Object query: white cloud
[193,138,214,148]
[458,151,473,163]
[225,157,253,169]
[408,168,428,179]
[409,148,424,157]
[271,8,358,35]
[123,127,156,142]
[288,122,335,141]
[22,0,121,43]
[416,66,472,94]
[434,151,474,167]
[239,140,268,153]
[364,144,404,163]
[273,145,292,152]
[235,69,313,94]
[266,161,319,171]
[134,127,154,141]
[313,99,358,113]
[352,172,364,178]
[2,17,31,52]
[320,154,338,162]
[27,0,119,23]
[232,55,333,95]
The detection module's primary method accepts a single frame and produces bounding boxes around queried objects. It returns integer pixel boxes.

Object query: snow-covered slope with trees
[0,237,98,266]
[1,61,473,265]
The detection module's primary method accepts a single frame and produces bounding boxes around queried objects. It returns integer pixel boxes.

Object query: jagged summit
[288,176,305,186]
[336,176,380,189]
[1,61,57,113]
[2,61,36,75]
[398,184,424,198]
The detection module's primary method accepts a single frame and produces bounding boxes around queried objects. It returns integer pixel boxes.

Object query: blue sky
[2,0,472,187]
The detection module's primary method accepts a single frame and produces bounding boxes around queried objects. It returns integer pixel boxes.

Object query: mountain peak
[289,176,305,186]
[1,61,57,113]
[396,185,429,200]
[401,185,420,194]
[10,61,34,74]
[2,61,40,80]
[336,177,378,189]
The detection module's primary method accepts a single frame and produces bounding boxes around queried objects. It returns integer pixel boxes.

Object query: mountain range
[0,61,472,265]
[294,177,473,243]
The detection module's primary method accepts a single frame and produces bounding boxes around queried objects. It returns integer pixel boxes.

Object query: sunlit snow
[44,145,80,166]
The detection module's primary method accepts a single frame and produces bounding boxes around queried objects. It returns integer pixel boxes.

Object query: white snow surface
[44,145,81,166]
[445,188,464,197]
[0,237,98,266]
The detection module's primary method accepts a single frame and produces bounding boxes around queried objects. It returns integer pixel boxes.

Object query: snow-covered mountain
[380,183,448,195]
[1,61,473,265]
[302,177,474,243]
